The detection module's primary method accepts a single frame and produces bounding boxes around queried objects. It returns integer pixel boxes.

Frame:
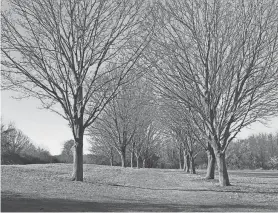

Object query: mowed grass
[1,164,278,212]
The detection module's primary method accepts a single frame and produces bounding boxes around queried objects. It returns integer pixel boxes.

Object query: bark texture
[71,140,83,181]
[130,152,134,168]
[110,156,113,166]
[215,151,230,186]
[189,152,196,174]
[179,145,182,170]
[110,148,114,166]
[71,86,84,181]
[183,150,190,173]
[136,156,139,169]
[205,144,216,179]
[120,149,126,167]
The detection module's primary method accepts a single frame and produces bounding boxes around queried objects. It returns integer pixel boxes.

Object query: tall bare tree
[1,0,153,180]
[151,0,278,186]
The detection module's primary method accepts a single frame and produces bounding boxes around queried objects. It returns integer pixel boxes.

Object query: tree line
[227,133,278,170]
[1,121,56,164]
[2,0,278,186]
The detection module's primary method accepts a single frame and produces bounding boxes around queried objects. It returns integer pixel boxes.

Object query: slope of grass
[1,164,278,212]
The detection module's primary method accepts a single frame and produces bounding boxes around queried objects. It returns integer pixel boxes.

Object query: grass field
[1,164,278,212]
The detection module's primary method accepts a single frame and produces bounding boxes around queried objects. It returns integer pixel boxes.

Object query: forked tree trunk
[71,138,83,181]
[183,150,190,173]
[215,150,230,186]
[205,143,215,179]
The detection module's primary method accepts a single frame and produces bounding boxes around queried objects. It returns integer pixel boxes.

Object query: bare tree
[151,0,278,186]
[60,139,74,163]
[160,102,204,174]
[89,78,152,167]
[1,123,31,155]
[140,122,161,168]
[1,0,153,180]
[88,131,115,166]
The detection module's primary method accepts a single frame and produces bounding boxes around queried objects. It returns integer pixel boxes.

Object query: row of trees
[88,76,161,168]
[1,121,54,164]
[2,0,278,186]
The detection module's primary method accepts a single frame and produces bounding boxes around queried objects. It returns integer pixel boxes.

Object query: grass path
[1,164,278,212]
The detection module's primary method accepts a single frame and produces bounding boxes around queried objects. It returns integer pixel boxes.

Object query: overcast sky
[1,90,278,155]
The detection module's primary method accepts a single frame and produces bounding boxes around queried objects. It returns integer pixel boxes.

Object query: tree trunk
[136,156,139,169]
[131,151,134,168]
[178,147,182,170]
[131,142,135,168]
[71,138,83,181]
[110,157,113,166]
[183,149,190,173]
[189,151,196,174]
[110,148,114,166]
[71,85,84,181]
[120,148,126,167]
[142,158,146,168]
[215,150,230,186]
[205,143,215,179]
[190,156,196,174]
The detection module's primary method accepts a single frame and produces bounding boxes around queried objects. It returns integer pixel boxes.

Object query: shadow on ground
[228,170,278,178]
[1,191,277,212]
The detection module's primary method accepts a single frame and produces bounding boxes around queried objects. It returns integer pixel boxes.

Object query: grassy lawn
[1,164,278,212]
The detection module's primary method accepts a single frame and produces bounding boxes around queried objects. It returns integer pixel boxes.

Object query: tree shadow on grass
[1,191,277,212]
[228,171,278,179]
[100,182,278,195]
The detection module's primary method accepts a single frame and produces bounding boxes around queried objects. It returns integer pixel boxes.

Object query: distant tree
[89,77,154,167]
[159,100,205,174]
[1,121,53,164]
[139,122,161,168]
[131,103,159,168]
[2,0,154,181]
[89,134,115,166]
[227,133,278,170]
[60,139,75,163]
[1,123,30,155]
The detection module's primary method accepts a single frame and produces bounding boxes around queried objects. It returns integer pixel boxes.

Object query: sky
[1,90,90,155]
[1,89,278,155]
